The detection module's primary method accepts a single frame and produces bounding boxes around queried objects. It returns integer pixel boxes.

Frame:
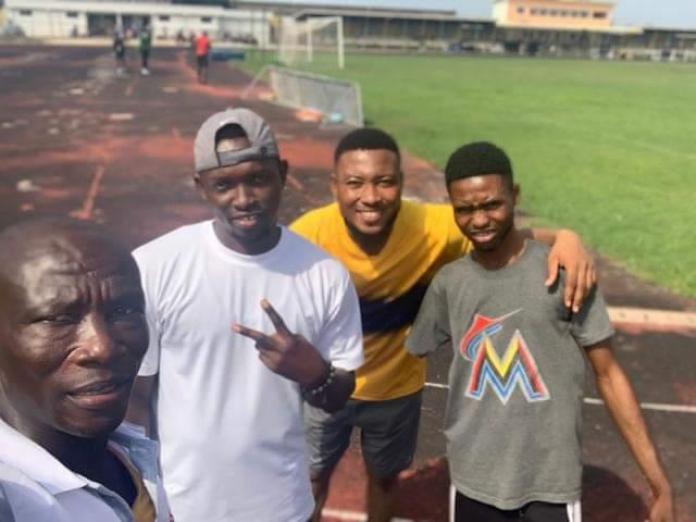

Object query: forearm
[595,366,671,495]
[303,367,355,413]
[527,227,566,246]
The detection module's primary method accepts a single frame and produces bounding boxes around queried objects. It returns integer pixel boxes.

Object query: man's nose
[72,313,120,366]
[471,209,490,228]
[360,184,379,205]
[233,184,256,209]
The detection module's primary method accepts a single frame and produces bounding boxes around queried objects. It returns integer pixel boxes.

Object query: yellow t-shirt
[290,200,471,401]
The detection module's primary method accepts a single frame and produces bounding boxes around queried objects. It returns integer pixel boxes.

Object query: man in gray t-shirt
[406,142,673,522]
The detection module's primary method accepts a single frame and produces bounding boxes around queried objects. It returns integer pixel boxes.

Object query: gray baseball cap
[193,107,280,173]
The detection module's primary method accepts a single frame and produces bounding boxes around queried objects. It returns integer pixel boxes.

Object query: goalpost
[278,16,345,70]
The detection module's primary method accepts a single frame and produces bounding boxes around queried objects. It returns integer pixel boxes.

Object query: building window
[66,12,78,18]
[539,9,548,15]
[19,9,32,16]
[560,10,568,17]
[593,11,607,19]
[159,15,170,21]
[517,7,525,14]
[201,17,213,23]
[549,10,559,16]
[530,8,539,15]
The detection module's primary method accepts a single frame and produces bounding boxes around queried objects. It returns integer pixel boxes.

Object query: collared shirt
[0,419,171,522]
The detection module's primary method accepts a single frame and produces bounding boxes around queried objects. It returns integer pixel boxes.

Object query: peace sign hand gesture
[232,299,330,388]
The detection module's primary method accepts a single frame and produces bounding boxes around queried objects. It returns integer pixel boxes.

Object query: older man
[0,218,170,522]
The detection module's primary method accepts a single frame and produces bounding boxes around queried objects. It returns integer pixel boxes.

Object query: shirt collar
[0,418,152,496]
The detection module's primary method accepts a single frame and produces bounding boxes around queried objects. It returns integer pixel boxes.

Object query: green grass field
[242,53,696,298]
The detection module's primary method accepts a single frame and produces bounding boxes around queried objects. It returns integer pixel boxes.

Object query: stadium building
[2,0,696,60]
[493,0,615,30]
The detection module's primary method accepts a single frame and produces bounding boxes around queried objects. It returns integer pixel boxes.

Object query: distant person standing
[113,30,126,77]
[195,31,211,84]
[139,23,152,76]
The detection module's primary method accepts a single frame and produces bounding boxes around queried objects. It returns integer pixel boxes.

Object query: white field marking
[108,113,134,122]
[425,383,696,414]
[286,173,305,191]
[321,508,412,522]
[607,306,696,331]
[70,165,105,221]
[424,382,449,390]
[582,397,696,414]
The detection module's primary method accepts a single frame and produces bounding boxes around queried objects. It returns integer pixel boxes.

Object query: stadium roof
[233,1,457,18]
[293,9,485,23]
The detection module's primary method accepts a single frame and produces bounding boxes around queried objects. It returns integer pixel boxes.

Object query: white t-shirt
[133,221,364,522]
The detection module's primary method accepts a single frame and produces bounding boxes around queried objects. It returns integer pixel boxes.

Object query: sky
[256,0,696,30]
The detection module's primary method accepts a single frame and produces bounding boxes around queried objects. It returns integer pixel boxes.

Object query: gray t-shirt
[406,240,614,510]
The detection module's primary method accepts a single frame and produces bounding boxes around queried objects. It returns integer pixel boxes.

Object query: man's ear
[330,172,338,199]
[512,183,520,206]
[397,169,405,192]
[193,173,208,201]
[279,160,289,186]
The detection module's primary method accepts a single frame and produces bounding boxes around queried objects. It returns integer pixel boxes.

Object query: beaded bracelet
[302,363,336,400]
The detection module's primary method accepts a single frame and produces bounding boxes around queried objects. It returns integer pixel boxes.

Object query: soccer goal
[277,16,345,70]
[242,65,363,127]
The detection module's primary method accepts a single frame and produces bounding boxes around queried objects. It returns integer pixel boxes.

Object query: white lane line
[424,383,696,414]
[322,508,412,521]
[70,165,105,220]
[583,397,696,414]
[424,382,449,390]
[607,306,696,331]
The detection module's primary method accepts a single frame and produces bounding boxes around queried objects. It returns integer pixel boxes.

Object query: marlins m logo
[460,311,549,404]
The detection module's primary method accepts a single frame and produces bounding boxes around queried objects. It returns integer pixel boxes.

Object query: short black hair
[334,128,400,164]
[444,141,513,187]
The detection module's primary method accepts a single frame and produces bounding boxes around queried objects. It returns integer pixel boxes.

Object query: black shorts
[305,390,422,479]
[197,55,209,67]
[453,491,581,522]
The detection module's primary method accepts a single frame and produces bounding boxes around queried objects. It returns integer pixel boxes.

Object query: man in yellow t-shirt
[291,128,595,522]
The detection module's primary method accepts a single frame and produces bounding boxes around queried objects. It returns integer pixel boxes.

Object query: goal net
[277,16,345,69]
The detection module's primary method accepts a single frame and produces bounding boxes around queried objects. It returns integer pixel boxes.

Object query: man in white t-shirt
[127,108,364,522]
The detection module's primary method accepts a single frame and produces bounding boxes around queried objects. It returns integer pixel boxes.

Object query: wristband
[302,363,336,402]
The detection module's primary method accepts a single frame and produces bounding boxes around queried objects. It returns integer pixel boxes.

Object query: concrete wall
[5,0,271,43]
[8,7,88,37]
